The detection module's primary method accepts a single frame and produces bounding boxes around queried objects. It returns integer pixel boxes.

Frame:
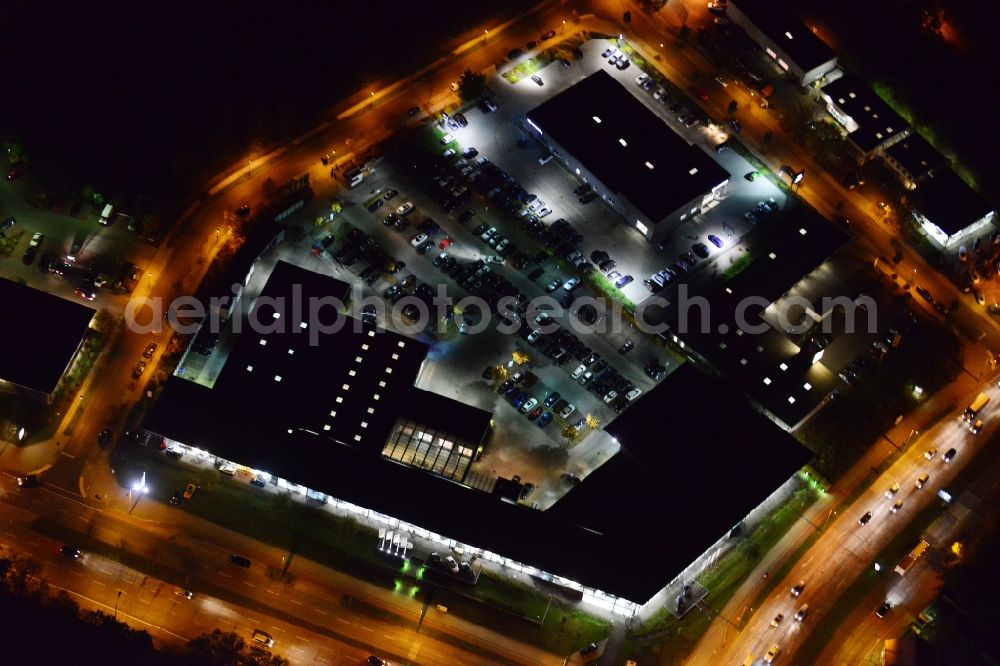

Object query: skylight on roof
[619,138,627,147]
[593,115,602,124]
[379,380,386,387]
[299,322,308,330]
[361,344,369,351]
[367,330,375,338]
[769,252,777,259]
[274,375,282,382]
[804,382,812,390]
[788,396,796,404]
[763,377,772,385]
[391,353,399,360]
[785,31,793,39]
[354,435,362,442]
[349,370,356,377]
[355,356,362,363]
[799,228,807,235]
[341,384,350,391]
[645,161,655,170]
[287,348,294,355]
[367,407,375,414]
[272,312,280,319]
[259,339,267,346]
[323,424,331,431]
[360,421,368,429]
[246,365,253,372]
[385,367,393,374]
[335,396,343,403]
[780,363,788,371]
[373,394,380,401]
[688,167,699,175]
[397,341,405,348]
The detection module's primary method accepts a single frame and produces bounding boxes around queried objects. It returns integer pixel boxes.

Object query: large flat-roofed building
[881,132,948,190]
[820,70,909,161]
[0,278,95,403]
[909,168,995,248]
[143,260,813,612]
[525,70,730,244]
[640,207,852,430]
[727,0,837,86]
[146,261,491,482]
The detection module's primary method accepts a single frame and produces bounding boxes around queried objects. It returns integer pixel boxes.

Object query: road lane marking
[241,581,255,588]
[218,572,231,578]
[383,634,395,640]
[266,589,277,595]
[315,608,328,616]
[91,580,106,587]
[290,599,303,606]
[336,617,349,624]
[359,625,374,633]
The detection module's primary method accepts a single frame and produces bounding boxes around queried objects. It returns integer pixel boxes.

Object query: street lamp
[114,590,123,619]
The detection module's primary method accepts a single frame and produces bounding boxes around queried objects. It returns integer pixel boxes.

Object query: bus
[963,393,989,422]
[895,540,930,576]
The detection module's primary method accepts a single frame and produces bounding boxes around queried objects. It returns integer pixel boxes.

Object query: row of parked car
[642,235,726,293]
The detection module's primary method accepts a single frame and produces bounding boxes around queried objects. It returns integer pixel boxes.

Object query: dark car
[544,391,561,407]
[598,259,616,272]
[16,475,41,488]
[228,554,252,568]
[97,429,112,447]
[875,601,892,618]
[943,447,957,462]
[60,546,82,559]
[366,199,384,212]
[407,106,420,117]
[235,204,251,217]
[708,234,724,248]
[614,274,633,289]
[528,268,545,281]
[692,242,710,258]
[619,340,634,354]
[859,511,873,526]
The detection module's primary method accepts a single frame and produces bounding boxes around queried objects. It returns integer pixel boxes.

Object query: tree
[585,414,599,430]
[561,426,579,443]
[262,177,276,197]
[727,100,738,115]
[512,350,530,366]
[737,538,761,561]
[457,69,487,103]
[677,25,691,46]
[185,630,247,664]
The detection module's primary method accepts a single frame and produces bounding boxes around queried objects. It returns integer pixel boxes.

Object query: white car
[563,277,580,291]
[445,556,460,573]
[537,207,552,217]
[396,201,415,216]
[559,403,576,419]
[653,88,665,100]
[603,390,618,404]
[495,238,510,253]
[480,226,497,241]
[626,388,642,401]
[528,199,544,212]
[635,74,649,86]
[219,463,237,476]
[520,398,539,413]
[410,233,428,248]
[440,133,454,144]
[442,148,456,158]
[486,255,505,265]
[527,329,542,343]
[571,364,587,379]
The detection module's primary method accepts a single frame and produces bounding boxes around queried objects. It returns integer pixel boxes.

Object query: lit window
[592,115,602,124]
[246,365,254,372]
[688,167,699,176]
[342,384,350,391]
[763,377,772,385]
[349,370,356,377]
[618,138,627,147]
[644,161,654,170]
[779,363,788,371]
[803,382,812,390]
[335,396,343,404]
[259,339,267,346]
[274,375,282,382]
[391,353,399,360]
